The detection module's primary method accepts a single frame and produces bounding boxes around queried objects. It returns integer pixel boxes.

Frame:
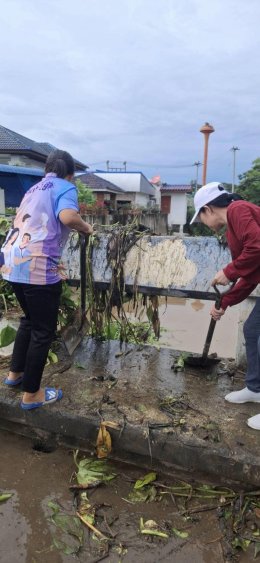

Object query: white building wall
[135,193,150,206]
[168,193,188,225]
[95,172,154,196]
[139,174,156,197]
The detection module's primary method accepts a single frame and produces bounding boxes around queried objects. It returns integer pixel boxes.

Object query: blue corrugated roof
[0,163,43,176]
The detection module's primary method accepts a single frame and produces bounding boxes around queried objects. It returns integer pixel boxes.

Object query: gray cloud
[0,0,259,184]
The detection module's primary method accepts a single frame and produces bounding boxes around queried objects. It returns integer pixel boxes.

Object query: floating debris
[96,420,120,459]
[73,451,117,487]
[0,492,13,503]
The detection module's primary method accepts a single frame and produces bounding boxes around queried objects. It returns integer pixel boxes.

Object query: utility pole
[230,146,239,193]
[193,161,202,192]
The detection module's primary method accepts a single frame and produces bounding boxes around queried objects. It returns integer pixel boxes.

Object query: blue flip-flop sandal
[21,387,63,410]
[4,376,23,386]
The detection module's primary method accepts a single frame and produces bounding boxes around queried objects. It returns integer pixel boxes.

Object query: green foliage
[58,282,78,327]
[73,451,116,486]
[0,493,13,502]
[0,280,17,309]
[0,217,12,237]
[134,472,157,490]
[237,158,260,205]
[48,501,83,556]
[75,179,96,206]
[184,203,213,236]
[0,325,16,347]
[47,350,58,364]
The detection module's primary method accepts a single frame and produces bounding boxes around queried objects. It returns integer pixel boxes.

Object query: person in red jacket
[191,182,260,430]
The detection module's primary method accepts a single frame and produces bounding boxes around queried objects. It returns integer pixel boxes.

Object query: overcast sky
[0,0,259,184]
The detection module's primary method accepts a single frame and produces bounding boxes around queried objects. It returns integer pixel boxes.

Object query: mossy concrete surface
[0,338,259,487]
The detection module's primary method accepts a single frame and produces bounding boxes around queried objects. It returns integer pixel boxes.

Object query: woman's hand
[210,305,225,321]
[211,269,230,286]
[84,223,94,235]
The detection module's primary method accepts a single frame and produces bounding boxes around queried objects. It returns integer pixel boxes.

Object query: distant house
[0,124,87,171]
[76,172,124,209]
[0,163,43,208]
[94,171,157,208]
[160,184,192,231]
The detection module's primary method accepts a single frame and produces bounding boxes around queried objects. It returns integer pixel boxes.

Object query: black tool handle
[201,284,230,361]
[80,234,88,322]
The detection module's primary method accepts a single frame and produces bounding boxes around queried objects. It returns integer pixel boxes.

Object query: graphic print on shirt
[0,174,79,285]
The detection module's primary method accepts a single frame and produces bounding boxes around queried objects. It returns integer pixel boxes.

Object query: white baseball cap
[190,182,229,224]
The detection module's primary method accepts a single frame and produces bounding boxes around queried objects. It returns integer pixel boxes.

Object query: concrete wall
[0,189,5,213]
[63,234,258,366]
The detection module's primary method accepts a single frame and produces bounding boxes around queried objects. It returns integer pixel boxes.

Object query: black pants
[243,297,260,393]
[10,281,62,393]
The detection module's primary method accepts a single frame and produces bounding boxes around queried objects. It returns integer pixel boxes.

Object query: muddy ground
[0,430,257,563]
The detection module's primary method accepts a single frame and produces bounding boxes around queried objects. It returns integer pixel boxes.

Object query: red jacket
[221,200,260,309]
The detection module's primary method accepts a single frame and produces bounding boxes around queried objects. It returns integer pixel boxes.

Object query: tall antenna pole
[230,146,239,193]
[193,161,202,192]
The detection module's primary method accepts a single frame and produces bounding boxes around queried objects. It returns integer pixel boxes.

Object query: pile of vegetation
[83,222,160,345]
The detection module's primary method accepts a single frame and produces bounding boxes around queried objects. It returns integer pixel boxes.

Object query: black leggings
[10,281,62,393]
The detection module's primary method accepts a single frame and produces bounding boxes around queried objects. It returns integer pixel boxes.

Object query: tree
[75,179,96,206]
[236,158,260,206]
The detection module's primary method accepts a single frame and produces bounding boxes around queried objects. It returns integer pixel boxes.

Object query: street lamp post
[230,146,240,193]
[193,161,202,192]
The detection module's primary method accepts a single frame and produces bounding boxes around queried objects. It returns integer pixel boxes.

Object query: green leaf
[48,351,58,364]
[47,501,60,514]
[53,514,83,540]
[0,493,13,502]
[0,326,16,347]
[49,502,83,544]
[141,529,168,538]
[52,538,79,556]
[74,454,116,486]
[128,485,157,503]
[140,518,168,538]
[175,355,185,369]
[134,472,157,489]
[172,527,189,539]
[232,537,251,551]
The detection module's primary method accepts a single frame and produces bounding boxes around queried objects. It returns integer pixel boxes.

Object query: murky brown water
[0,430,254,563]
[158,297,238,358]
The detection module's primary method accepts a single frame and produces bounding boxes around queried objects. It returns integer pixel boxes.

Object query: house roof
[160,184,192,193]
[0,163,43,176]
[77,172,124,193]
[0,125,87,170]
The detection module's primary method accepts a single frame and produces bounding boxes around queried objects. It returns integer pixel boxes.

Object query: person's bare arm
[59,209,93,235]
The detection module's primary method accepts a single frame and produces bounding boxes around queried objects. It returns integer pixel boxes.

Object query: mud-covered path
[0,430,254,563]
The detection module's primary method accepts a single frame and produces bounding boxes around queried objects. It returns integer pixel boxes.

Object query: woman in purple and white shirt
[2,150,93,410]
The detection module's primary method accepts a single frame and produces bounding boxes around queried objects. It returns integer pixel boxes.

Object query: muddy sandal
[4,376,23,386]
[21,387,63,410]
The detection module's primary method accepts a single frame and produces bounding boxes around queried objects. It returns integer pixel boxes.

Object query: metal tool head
[184,355,221,368]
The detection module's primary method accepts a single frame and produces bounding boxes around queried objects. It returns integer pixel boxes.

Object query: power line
[88,160,196,169]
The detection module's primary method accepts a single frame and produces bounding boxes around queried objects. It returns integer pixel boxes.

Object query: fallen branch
[76,511,109,541]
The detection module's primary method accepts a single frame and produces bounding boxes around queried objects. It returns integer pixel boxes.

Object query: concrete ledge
[1,339,260,486]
